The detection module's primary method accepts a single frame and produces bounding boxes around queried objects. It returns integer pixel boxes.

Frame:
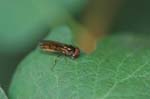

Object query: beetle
[39,40,80,59]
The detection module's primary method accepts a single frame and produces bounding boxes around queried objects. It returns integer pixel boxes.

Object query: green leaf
[9,26,150,99]
[0,87,8,99]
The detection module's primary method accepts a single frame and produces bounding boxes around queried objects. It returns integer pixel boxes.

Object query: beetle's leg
[51,54,62,71]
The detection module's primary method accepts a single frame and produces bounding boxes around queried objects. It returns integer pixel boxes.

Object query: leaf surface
[9,26,150,99]
[0,87,8,99]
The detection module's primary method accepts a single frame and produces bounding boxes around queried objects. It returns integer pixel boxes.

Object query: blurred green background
[0,0,150,93]
[0,0,87,91]
[113,0,150,34]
